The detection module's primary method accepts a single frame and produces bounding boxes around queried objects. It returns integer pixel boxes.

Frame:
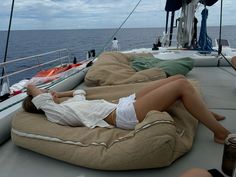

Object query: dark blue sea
[1,26,236,86]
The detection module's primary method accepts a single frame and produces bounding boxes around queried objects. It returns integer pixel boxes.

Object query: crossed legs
[134,75,230,144]
[136,75,225,121]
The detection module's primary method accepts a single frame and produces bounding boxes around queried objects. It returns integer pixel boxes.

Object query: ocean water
[0,26,236,86]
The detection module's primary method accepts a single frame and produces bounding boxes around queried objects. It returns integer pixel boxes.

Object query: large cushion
[131,57,194,76]
[12,81,199,170]
[85,52,166,86]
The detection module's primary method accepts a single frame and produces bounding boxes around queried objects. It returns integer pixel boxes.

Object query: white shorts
[115,94,139,130]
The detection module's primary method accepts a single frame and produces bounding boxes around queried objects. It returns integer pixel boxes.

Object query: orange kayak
[35,63,81,77]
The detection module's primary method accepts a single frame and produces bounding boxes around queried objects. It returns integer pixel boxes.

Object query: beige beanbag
[12,81,199,170]
[85,52,166,86]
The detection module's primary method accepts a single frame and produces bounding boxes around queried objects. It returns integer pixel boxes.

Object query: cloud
[0,0,235,30]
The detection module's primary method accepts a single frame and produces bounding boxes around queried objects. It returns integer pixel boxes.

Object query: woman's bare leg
[136,74,185,99]
[134,79,230,144]
[232,56,236,67]
[179,168,212,177]
[136,75,225,121]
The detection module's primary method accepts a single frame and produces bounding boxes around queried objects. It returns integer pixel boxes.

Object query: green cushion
[131,57,194,76]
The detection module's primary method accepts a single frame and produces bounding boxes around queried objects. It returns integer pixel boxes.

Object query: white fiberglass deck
[0,66,236,177]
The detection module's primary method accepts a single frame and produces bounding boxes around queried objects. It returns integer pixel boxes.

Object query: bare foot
[211,112,225,121]
[214,131,231,144]
[214,136,226,144]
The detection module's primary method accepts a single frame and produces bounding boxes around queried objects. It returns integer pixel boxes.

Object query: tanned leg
[136,74,185,99]
[232,56,236,67]
[179,168,212,177]
[134,79,230,144]
[136,76,225,121]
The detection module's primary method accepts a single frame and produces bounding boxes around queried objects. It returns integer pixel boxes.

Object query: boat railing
[0,48,70,85]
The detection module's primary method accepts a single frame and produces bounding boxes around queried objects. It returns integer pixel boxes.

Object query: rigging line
[218,65,236,77]
[97,0,143,56]
[214,0,236,72]
[210,108,236,111]
[219,53,236,71]
[218,0,223,55]
[1,0,15,85]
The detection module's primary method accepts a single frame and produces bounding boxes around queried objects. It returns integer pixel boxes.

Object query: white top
[32,90,117,128]
[112,39,118,50]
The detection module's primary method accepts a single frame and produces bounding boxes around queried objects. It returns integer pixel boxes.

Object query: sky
[0,0,236,30]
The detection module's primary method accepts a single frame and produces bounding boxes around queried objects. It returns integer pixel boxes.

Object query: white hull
[124,47,236,66]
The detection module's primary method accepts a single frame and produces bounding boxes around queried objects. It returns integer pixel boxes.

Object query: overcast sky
[0,0,235,30]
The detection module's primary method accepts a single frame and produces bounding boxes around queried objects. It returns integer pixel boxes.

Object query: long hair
[22,95,44,114]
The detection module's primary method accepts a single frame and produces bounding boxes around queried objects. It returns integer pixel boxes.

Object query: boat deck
[1,66,236,177]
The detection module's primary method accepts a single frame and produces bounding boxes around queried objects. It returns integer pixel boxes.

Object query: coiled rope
[198,8,213,53]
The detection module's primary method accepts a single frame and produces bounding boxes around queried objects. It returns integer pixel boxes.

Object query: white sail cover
[177,0,199,48]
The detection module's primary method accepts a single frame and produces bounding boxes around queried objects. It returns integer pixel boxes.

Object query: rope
[97,0,143,56]
[198,8,213,53]
[220,53,236,71]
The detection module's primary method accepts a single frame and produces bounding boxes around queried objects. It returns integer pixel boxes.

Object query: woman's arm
[51,90,75,98]
[27,84,44,97]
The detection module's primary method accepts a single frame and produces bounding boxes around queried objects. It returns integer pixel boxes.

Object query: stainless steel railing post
[37,55,43,71]
[59,51,62,66]
[2,64,10,93]
[67,49,70,63]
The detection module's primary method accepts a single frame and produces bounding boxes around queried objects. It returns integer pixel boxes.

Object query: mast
[169,11,175,46]
[164,0,219,48]
[1,0,15,85]
[164,0,182,47]
[165,11,169,34]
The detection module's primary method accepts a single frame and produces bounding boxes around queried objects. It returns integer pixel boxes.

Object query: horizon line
[0,25,236,32]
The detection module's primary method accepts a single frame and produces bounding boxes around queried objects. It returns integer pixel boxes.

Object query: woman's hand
[50,91,61,104]
[26,84,37,96]
[26,84,43,97]
[50,90,61,98]
[50,90,74,98]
